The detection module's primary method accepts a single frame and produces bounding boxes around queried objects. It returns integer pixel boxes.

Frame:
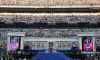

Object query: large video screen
[82,36,93,52]
[10,36,21,51]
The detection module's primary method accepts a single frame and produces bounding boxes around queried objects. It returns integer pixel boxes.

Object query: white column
[7,36,10,51]
[93,37,96,52]
[79,36,82,51]
[20,36,24,50]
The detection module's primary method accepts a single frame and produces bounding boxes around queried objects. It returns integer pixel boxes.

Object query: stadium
[0,0,100,60]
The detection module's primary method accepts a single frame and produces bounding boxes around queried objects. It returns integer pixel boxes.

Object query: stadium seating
[0,0,100,6]
[0,16,100,24]
[0,15,100,28]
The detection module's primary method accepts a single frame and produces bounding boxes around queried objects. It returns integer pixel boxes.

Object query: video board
[9,36,21,51]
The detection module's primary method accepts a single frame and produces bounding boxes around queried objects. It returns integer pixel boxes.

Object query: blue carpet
[31,50,73,60]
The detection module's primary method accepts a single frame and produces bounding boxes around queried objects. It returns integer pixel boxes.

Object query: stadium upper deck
[0,0,100,8]
[0,13,100,28]
[0,13,100,23]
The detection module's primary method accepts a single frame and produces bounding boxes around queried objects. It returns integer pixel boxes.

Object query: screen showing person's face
[10,36,21,51]
[82,36,93,52]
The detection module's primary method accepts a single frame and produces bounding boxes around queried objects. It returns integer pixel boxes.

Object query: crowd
[0,16,100,24]
[0,28,99,38]
[0,0,99,6]
[0,41,8,60]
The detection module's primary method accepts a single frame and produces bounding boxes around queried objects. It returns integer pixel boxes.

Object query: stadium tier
[0,13,100,28]
[0,13,100,23]
[0,0,100,59]
[0,0,100,7]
